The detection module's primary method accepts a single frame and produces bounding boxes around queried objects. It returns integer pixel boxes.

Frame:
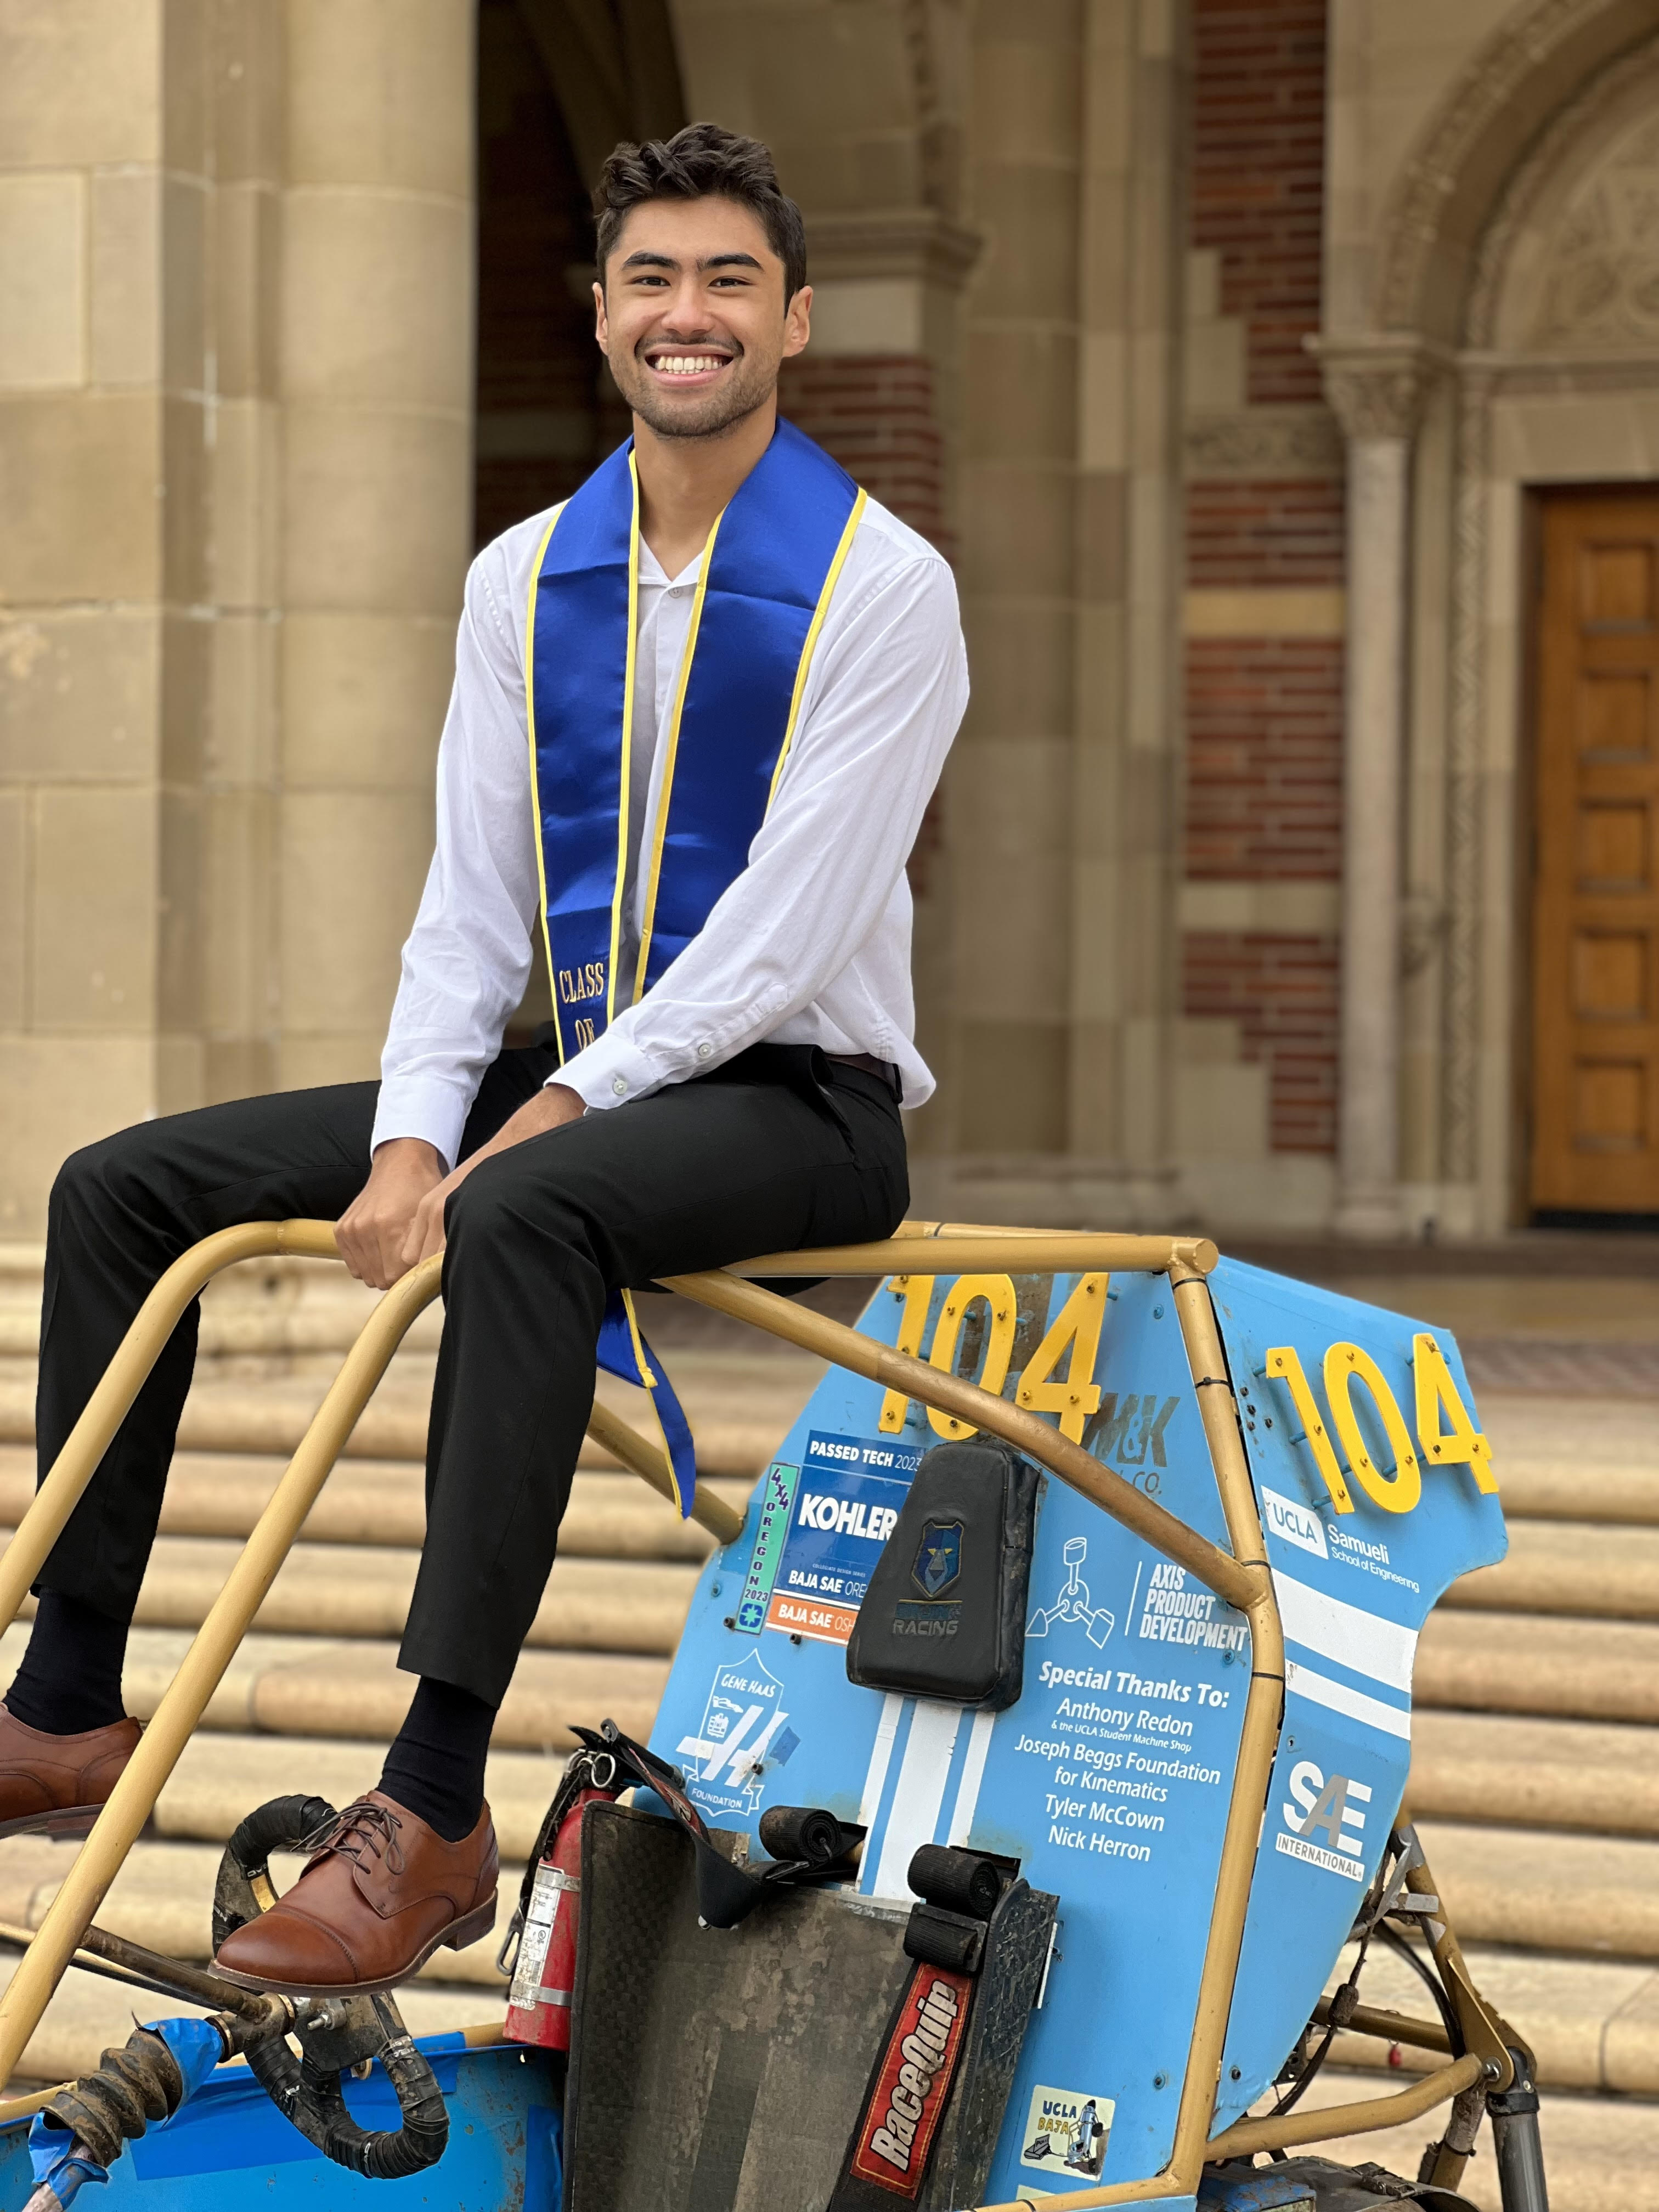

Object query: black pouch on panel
[846,1441,1039,1709]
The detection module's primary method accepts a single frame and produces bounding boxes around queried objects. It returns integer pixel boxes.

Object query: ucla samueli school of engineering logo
[893,1517,963,1640]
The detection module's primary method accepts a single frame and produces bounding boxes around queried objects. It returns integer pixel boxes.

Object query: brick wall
[1185,0,1339,1155]
[1186,480,1342,587]
[1186,639,1341,878]
[778,354,949,555]
[1184,934,1339,1152]
[1192,0,1327,408]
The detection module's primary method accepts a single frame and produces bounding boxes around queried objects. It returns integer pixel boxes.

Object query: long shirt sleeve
[372,493,967,1166]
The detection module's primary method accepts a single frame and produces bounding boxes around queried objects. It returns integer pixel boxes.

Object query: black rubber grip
[907,1844,1001,1920]
[758,1804,845,1865]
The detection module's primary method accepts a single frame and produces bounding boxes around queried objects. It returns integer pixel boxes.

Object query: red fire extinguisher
[504,1754,619,2050]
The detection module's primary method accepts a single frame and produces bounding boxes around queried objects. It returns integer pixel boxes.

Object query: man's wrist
[371,1136,447,1176]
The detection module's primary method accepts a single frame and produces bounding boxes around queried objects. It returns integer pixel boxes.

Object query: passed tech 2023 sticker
[737,1431,920,1646]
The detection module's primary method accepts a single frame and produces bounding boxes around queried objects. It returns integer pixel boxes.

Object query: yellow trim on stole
[631,510,724,1005]
[522,504,566,1063]
[607,458,643,1026]
[522,472,643,1062]
[765,485,867,812]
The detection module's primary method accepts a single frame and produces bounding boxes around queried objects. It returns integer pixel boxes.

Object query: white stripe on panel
[1272,1570,1418,1692]
[947,1709,997,1847]
[870,1700,964,1900]
[1285,1657,1411,1741]
[857,1694,906,1830]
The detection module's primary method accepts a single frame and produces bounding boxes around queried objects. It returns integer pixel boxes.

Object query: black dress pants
[36,1043,908,1704]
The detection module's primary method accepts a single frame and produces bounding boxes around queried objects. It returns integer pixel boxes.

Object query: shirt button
[612,1077,628,1096]
[697,1042,713,1060]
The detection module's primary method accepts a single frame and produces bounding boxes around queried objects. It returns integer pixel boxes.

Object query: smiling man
[10,123,966,1996]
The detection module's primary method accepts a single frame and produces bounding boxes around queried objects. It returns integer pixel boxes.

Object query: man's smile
[641,343,736,387]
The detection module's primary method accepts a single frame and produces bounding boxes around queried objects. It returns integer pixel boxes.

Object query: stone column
[1068,0,1187,1228]
[1318,341,1432,1240]
[276,0,476,1091]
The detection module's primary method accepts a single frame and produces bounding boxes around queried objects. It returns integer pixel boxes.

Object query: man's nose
[658,279,713,336]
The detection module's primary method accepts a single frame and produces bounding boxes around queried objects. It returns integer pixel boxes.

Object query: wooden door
[1532,490,1659,1213]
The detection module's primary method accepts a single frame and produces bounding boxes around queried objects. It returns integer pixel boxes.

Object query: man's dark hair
[594,123,808,304]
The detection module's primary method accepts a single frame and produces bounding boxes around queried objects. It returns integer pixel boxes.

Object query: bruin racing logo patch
[850,1970,970,2196]
[892,1520,964,1641]
[1275,1758,1373,1880]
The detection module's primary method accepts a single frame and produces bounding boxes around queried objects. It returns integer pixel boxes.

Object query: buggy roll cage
[0,1219,1522,2210]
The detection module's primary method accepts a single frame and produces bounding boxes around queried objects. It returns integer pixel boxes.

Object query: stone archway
[1334,0,1659,1233]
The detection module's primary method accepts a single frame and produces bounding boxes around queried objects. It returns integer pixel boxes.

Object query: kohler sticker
[1019,2083,1113,2180]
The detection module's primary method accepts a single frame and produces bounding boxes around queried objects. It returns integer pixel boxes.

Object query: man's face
[594,196,810,441]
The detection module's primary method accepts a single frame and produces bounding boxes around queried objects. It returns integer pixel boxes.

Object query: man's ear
[592,278,610,357]
[782,283,812,362]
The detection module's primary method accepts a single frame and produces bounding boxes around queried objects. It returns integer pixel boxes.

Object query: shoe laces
[311,1798,406,1879]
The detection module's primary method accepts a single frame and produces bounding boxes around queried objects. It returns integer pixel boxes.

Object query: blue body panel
[0,2040,562,2210]
[650,1261,1505,2204]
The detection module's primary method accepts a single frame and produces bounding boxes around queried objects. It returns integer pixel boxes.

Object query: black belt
[827,1052,902,1102]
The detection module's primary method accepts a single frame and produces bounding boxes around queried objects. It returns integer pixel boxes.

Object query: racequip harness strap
[831,1844,1008,2207]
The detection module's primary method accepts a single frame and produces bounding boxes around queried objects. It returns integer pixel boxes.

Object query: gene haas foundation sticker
[1020,2083,1113,2180]
[850,1970,970,2197]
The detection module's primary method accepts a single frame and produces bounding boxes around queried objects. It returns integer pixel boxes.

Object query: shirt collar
[637,539,704,591]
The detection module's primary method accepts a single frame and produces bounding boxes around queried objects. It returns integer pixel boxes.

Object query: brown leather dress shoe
[0,1703,141,1840]
[212,1790,499,1998]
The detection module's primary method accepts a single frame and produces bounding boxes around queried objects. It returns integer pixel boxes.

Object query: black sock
[5,1590,129,1736]
[377,1677,496,1843]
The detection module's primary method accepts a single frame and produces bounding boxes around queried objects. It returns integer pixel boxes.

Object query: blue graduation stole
[526,419,866,1514]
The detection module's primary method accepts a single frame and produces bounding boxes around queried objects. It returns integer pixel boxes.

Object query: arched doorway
[473,0,686,550]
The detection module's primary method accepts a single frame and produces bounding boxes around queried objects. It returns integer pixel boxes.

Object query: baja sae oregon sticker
[1019,2083,1113,2180]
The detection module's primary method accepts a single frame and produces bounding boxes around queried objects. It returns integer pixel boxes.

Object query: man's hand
[400,1083,587,1274]
[337,1138,447,1289]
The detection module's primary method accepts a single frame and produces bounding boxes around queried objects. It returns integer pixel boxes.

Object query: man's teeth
[652,355,726,376]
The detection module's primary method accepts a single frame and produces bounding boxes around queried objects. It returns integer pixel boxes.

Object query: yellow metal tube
[1202,2052,1486,2162]
[0,1253,444,2094]
[969,1261,1284,2212]
[725,1232,1218,1279]
[1312,1995,1452,2055]
[585,1398,744,1546]
[662,1268,1257,1609]
[0,1220,341,1641]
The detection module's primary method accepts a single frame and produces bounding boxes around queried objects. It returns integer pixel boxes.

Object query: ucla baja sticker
[1019,2083,1113,2180]
[762,1430,919,1646]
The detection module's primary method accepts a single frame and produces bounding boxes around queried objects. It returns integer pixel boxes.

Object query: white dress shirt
[371,486,969,1170]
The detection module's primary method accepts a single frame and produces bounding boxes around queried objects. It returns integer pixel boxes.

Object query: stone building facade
[4,0,1659,1242]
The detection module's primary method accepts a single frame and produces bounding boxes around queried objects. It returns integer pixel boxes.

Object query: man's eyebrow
[617,249,765,274]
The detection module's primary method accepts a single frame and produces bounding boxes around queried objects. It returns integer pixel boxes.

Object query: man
[7,124,966,1996]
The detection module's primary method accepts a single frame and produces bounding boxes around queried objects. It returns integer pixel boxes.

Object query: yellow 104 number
[1265,1334,1496,1515]
[878,1272,1108,1443]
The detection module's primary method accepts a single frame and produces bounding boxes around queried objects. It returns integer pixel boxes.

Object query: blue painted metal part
[0,2038,562,2210]
[1197,2160,1317,2210]
[650,1260,1505,2205]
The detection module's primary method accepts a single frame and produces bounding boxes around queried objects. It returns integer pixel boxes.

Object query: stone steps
[0,1449,743,1559]
[1444,1520,1659,1621]
[1414,1610,1659,1724]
